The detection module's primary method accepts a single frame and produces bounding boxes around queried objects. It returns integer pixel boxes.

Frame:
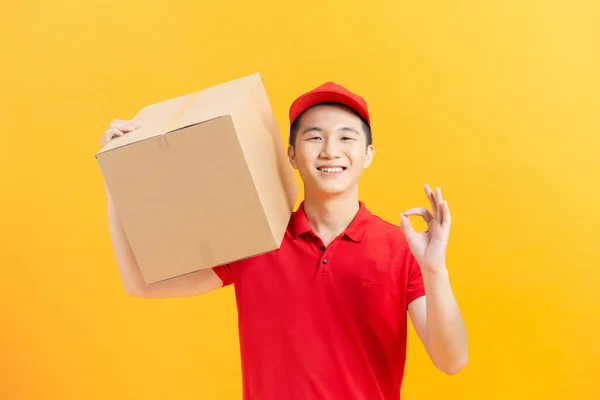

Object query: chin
[300,170,358,196]
[311,182,354,197]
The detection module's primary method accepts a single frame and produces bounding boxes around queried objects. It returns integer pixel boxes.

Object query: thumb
[400,213,416,238]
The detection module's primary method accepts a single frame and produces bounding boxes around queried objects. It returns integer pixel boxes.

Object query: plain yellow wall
[2,0,599,399]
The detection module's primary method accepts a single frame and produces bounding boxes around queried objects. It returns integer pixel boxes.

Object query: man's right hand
[101,119,140,147]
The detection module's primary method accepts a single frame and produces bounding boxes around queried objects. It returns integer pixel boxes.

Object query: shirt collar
[290,201,373,242]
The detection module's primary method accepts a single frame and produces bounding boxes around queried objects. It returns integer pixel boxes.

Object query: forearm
[422,267,468,374]
[106,187,150,296]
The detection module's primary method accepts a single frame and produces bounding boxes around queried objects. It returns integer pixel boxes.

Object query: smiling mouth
[317,167,346,173]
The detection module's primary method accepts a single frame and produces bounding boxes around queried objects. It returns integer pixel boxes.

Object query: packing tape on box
[158,92,201,147]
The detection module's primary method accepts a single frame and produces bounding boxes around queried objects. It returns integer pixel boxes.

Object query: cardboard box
[96,73,298,285]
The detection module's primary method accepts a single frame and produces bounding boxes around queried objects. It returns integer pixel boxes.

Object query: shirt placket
[315,237,336,277]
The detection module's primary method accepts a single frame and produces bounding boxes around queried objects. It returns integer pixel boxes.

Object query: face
[287,104,374,198]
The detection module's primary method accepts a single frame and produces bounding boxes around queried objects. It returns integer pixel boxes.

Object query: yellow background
[2,0,599,399]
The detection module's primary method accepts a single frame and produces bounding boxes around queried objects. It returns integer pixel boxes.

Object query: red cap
[289,82,370,126]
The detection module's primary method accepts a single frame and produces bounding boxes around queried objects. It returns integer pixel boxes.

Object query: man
[101,81,468,399]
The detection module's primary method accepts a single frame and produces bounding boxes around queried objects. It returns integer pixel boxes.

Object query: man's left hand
[400,184,452,274]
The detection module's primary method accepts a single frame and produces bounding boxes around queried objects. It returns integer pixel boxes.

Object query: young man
[101,82,468,400]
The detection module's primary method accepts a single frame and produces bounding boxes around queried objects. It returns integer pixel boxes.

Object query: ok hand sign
[400,184,452,274]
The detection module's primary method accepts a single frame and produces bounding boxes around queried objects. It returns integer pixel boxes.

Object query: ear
[287,145,299,169]
[363,145,375,168]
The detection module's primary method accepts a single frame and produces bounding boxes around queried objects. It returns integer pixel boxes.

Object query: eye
[307,136,322,141]
[341,136,355,141]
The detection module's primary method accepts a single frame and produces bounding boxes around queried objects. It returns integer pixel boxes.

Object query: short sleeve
[406,254,425,307]
[212,264,234,287]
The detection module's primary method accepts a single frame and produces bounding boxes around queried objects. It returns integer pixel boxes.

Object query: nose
[319,137,341,159]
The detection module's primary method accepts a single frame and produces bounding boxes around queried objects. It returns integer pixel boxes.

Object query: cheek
[294,146,318,167]
[347,149,368,166]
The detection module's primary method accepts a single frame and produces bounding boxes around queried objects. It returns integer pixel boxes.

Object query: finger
[103,127,124,141]
[424,184,437,219]
[109,122,140,132]
[435,187,444,221]
[400,213,416,237]
[402,207,434,223]
[105,127,123,136]
[441,200,451,229]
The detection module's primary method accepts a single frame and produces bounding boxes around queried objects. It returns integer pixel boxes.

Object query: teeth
[320,167,344,173]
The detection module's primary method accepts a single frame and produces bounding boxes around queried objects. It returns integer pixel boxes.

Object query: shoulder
[363,211,414,261]
[366,212,407,242]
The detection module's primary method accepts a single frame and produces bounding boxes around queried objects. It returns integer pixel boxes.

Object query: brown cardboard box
[96,73,298,285]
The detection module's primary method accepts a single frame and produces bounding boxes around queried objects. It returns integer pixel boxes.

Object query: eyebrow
[301,126,360,135]
[339,126,360,134]
[301,126,323,134]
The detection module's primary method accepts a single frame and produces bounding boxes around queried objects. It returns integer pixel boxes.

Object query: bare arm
[408,269,468,375]
[401,184,467,374]
[101,120,223,299]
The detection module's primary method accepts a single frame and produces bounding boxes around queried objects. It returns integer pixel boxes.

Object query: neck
[302,186,360,246]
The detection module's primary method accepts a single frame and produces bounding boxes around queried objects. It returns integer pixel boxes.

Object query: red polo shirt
[213,201,425,400]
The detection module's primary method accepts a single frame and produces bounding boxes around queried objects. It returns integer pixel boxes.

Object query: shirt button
[320,246,325,251]
[322,259,328,264]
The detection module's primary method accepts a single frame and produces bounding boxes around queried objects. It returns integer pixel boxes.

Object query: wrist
[421,263,448,276]
[421,266,452,295]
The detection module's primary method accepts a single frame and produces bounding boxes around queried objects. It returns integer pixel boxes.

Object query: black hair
[289,102,372,147]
